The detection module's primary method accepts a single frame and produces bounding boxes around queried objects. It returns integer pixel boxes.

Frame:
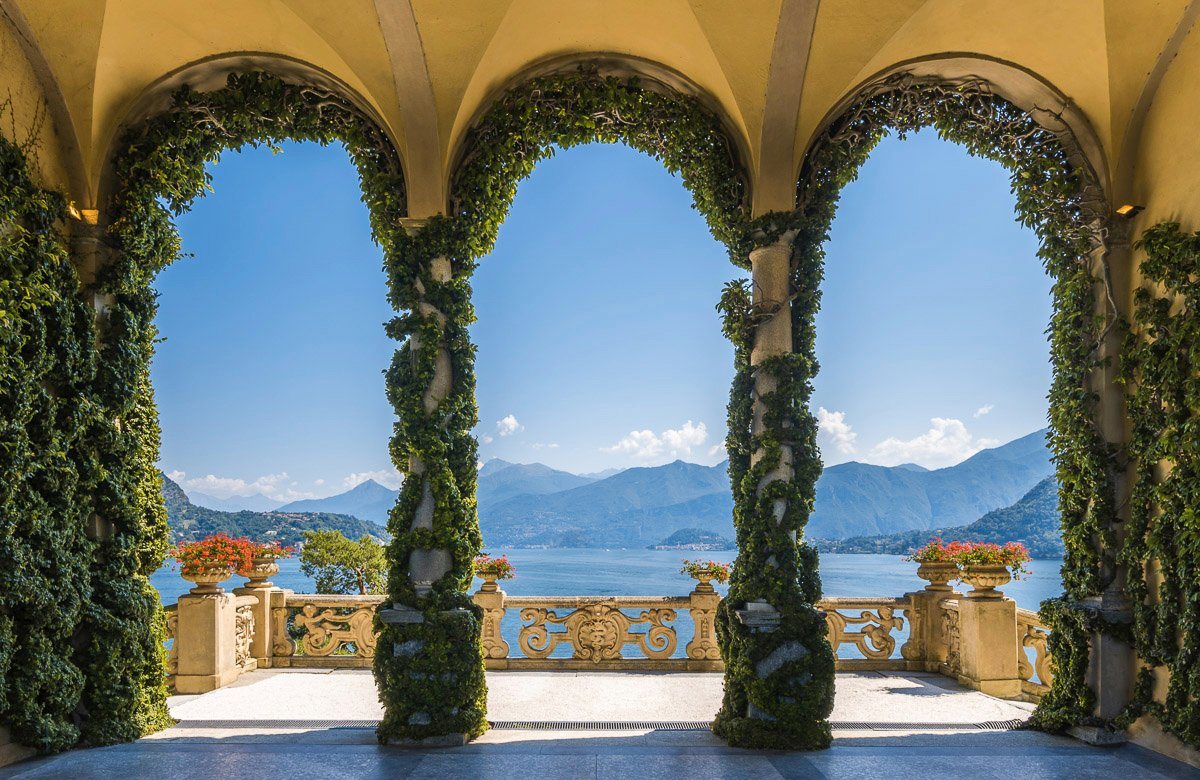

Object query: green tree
[299,530,387,595]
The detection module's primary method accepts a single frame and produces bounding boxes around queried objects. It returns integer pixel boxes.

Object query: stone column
[956,594,1020,698]
[472,581,509,664]
[714,231,836,750]
[233,566,283,668]
[375,228,488,746]
[173,591,241,694]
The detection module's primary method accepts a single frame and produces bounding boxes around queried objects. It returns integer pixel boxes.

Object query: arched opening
[466,139,738,721]
[81,71,408,743]
[793,71,1116,736]
[812,124,1063,719]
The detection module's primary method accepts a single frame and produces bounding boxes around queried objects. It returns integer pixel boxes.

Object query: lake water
[153,549,1062,661]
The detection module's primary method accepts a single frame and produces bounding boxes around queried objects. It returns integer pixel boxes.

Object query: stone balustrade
[163,573,1052,704]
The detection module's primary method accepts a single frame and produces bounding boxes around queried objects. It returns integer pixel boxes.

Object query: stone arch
[792,61,1124,733]
[802,55,1110,212]
[95,53,408,218]
[442,57,752,254]
[74,66,411,746]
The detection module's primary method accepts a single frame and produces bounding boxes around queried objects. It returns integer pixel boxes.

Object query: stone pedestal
[174,592,241,694]
[906,587,962,672]
[233,584,280,669]
[472,583,509,660]
[685,582,722,661]
[957,595,1020,698]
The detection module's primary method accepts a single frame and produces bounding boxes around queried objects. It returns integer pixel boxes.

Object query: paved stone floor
[3,671,1197,778]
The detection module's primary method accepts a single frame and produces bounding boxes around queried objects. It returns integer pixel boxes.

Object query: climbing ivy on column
[779,73,1118,737]
[1117,222,1200,749]
[0,133,98,753]
[100,72,407,744]
[712,227,837,749]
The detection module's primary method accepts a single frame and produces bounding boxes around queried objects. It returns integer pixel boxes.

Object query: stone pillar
[234,579,282,668]
[956,594,1020,698]
[713,231,836,750]
[472,581,509,663]
[375,232,488,746]
[906,586,963,673]
[173,591,241,694]
[685,580,722,665]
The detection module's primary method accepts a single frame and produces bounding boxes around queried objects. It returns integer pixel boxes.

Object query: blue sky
[153,129,1051,502]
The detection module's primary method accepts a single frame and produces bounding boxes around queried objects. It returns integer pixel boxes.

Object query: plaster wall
[0,10,68,190]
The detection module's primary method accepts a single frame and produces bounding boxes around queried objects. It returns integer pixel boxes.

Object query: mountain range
[161,473,383,547]
[818,476,1062,558]
[246,428,1055,549]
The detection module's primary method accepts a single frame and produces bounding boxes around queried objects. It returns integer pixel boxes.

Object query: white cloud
[480,435,494,445]
[602,420,708,461]
[496,414,522,437]
[708,443,726,458]
[532,442,560,450]
[817,408,858,455]
[342,468,403,490]
[171,471,317,502]
[868,418,1000,469]
[314,479,325,486]
[974,404,994,418]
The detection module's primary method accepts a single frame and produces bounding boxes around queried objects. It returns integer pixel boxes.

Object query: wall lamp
[1115,204,1145,219]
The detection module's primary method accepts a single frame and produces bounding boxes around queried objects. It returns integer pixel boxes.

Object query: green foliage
[0,134,97,753]
[1117,222,1200,748]
[300,530,387,595]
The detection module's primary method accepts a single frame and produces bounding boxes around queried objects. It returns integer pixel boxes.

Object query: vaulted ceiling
[2,0,1197,216]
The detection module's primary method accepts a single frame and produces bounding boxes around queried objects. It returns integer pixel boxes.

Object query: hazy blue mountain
[277,479,399,524]
[477,430,1052,548]
[189,491,281,513]
[479,460,729,546]
[650,528,735,550]
[161,474,383,547]
[476,459,595,504]
[819,477,1062,558]
[808,429,1053,538]
[579,467,628,480]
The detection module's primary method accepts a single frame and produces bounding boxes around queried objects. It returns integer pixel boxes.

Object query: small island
[649,528,735,551]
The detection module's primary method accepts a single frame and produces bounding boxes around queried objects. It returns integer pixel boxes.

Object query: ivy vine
[778,73,1119,737]
[1117,222,1200,749]
[0,132,98,753]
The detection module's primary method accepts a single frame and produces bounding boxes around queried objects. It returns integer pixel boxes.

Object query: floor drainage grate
[170,717,1028,732]
[489,720,712,731]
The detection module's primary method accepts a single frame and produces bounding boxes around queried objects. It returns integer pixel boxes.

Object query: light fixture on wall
[1115,204,1145,219]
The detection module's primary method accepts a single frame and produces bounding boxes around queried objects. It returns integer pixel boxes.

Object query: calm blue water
[153,549,1062,661]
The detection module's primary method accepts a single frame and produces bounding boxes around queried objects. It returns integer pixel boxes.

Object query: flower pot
[915,561,958,592]
[244,556,280,589]
[478,573,500,593]
[691,572,716,593]
[182,566,234,595]
[960,564,1011,599]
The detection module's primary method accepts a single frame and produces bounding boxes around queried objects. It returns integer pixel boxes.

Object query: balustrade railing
[163,574,1053,704]
[1016,607,1052,697]
[270,594,385,668]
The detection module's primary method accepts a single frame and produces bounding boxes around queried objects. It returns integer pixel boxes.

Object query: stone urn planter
[915,561,959,592]
[477,573,501,593]
[182,566,234,595]
[690,572,717,593]
[960,564,1011,599]
[243,555,280,589]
